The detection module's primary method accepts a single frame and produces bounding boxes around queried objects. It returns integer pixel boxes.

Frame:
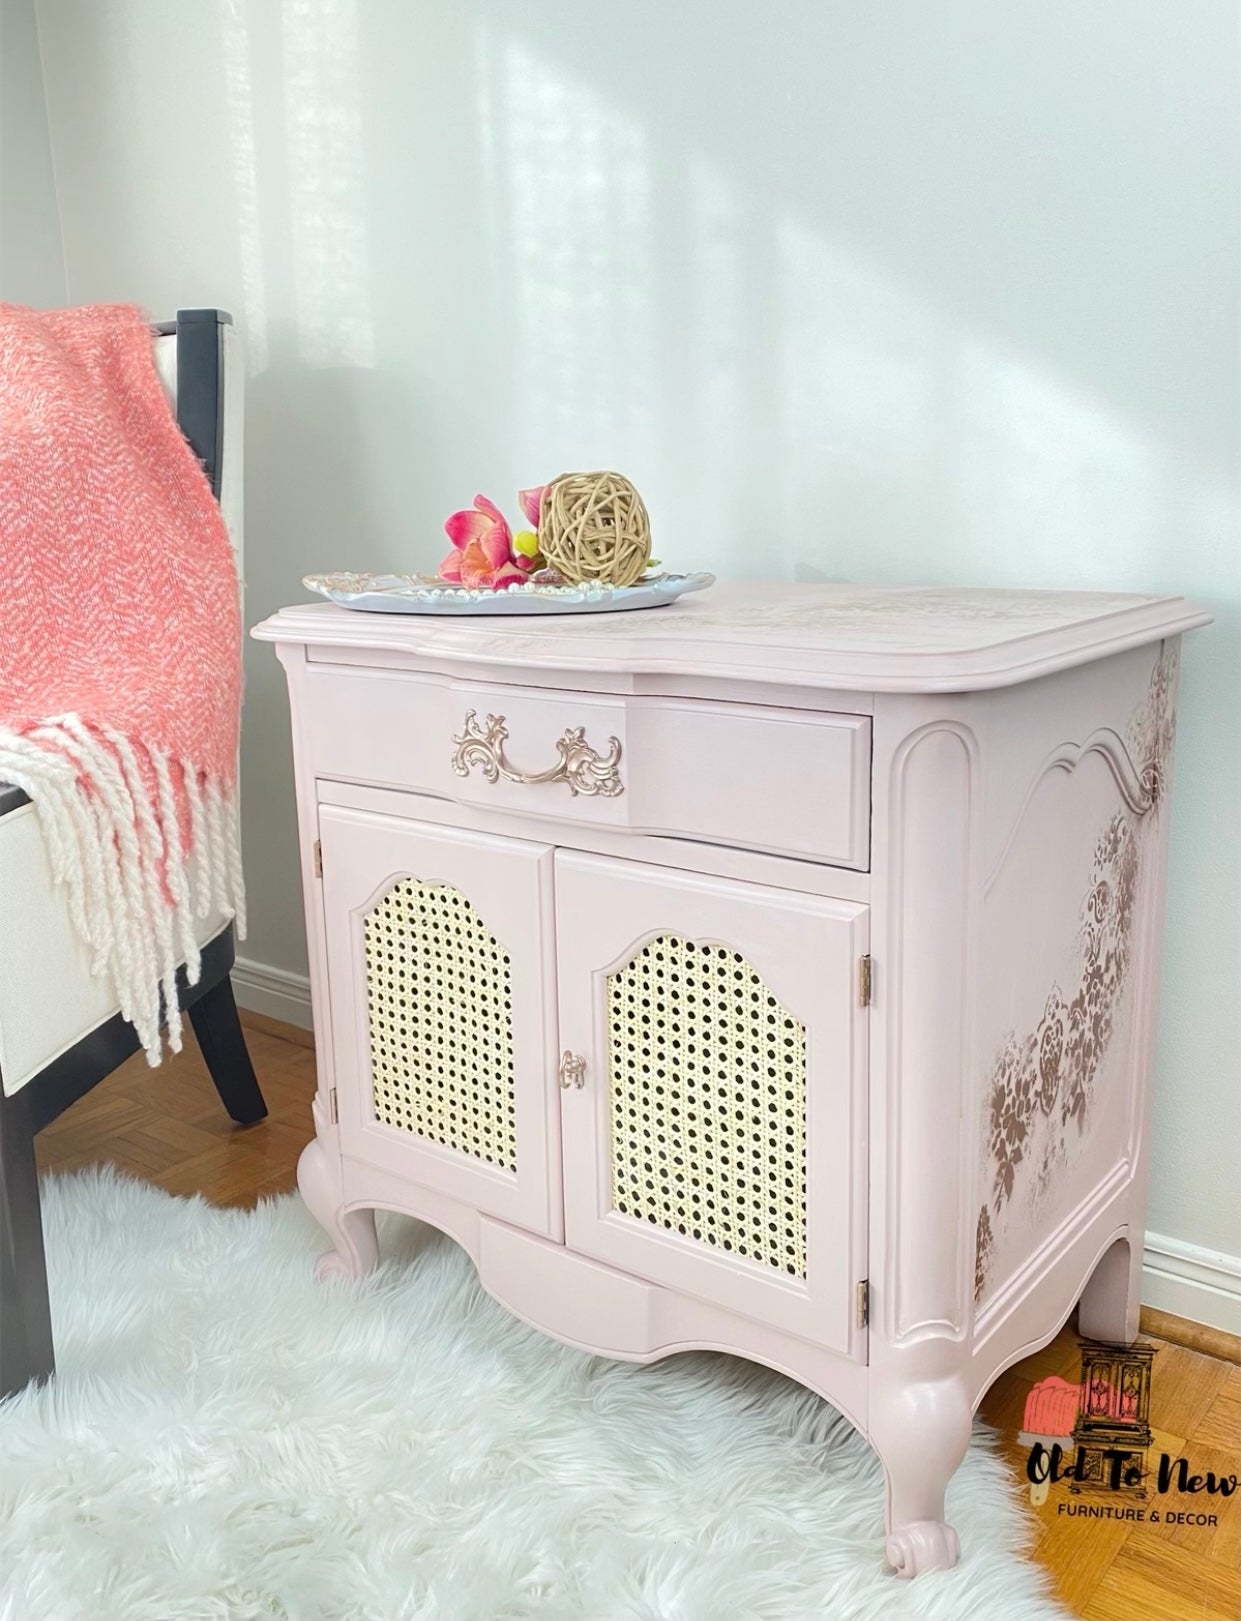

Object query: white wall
[30,1,1240,1321]
[0,0,65,301]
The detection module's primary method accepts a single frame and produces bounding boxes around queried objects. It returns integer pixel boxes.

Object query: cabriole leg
[297,1136,378,1281]
[1079,1233,1141,1345]
[870,1376,971,1577]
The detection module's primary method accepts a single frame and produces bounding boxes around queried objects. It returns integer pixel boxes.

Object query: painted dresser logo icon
[1070,1341,1155,1494]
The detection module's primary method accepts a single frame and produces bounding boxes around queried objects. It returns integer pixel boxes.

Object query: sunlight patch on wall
[956,342,1164,584]
[495,40,655,470]
[770,214,1213,589]
[775,216,940,571]
[684,156,745,561]
[281,0,373,368]
[777,217,936,469]
[219,0,268,371]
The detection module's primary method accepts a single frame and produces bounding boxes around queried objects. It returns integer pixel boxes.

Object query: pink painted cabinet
[255,582,1209,1576]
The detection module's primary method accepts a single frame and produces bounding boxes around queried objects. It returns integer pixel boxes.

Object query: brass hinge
[327,1086,338,1125]
[857,954,873,1007]
[856,1279,870,1330]
[313,839,323,878]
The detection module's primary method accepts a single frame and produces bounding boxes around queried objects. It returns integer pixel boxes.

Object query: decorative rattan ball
[539,470,652,587]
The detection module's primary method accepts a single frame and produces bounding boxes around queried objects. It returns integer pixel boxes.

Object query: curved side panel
[972,637,1175,1310]
[985,728,1164,895]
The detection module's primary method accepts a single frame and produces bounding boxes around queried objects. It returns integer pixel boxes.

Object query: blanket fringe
[0,716,245,1065]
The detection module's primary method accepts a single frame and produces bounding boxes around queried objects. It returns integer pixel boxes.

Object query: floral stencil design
[1128,640,1178,811]
[974,644,1177,1303]
[975,1206,995,1303]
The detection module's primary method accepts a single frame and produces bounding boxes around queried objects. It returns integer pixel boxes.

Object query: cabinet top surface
[252,582,1208,693]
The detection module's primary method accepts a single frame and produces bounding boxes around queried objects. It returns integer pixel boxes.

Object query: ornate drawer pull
[452,711,624,798]
[559,1051,587,1090]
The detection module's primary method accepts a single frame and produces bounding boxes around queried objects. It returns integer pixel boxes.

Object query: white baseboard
[226,957,1241,1335]
[1142,1232,1241,1336]
[232,954,313,1030]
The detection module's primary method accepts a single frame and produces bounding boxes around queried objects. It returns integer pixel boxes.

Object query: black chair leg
[188,974,268,1125]
[0,1084,55,1400]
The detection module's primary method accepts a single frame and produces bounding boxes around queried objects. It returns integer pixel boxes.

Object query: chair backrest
[152,308,243,567]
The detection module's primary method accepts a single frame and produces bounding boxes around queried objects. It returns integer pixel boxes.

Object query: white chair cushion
[0,803,226,1092]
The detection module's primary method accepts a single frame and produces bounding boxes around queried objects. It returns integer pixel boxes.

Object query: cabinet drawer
[300,663,871,869]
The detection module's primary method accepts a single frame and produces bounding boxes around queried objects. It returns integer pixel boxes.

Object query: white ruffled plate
[303,570,715,615]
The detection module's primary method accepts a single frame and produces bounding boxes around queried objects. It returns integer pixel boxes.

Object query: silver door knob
[559,1051,587,1089]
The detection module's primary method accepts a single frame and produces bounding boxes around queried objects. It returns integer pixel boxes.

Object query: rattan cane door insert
[608,933,808,1276]
[364,877,516,1172]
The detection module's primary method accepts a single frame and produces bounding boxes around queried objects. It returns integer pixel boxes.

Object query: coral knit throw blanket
[0,303,244,1063]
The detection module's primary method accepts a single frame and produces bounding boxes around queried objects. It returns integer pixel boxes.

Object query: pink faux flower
[440,494,526,590]
[507,486,547,573]
[518,485,545,528]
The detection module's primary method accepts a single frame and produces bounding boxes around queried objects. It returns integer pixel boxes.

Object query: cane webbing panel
[608,934,807,1276]
[364,878,516,1172]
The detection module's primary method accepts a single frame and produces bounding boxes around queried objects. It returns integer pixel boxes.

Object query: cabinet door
[556,852,868,1355]
[319,804,560,1239]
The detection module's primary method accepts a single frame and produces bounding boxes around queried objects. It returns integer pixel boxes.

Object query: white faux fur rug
[0,1169,1069,1621]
